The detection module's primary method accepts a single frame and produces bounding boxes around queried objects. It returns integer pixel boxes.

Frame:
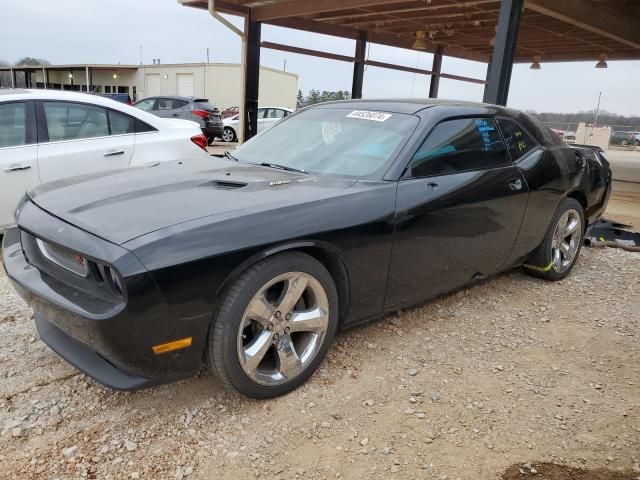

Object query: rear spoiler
[570,143,605,153]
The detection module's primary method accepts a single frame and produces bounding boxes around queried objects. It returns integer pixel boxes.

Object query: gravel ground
[1,247,639,480]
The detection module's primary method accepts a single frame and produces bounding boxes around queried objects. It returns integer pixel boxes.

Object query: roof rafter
[525,0,640,50]
[252,0,417,22]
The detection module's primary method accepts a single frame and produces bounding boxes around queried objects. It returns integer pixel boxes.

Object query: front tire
[222,127,237,143]
[207,252,339,398]
[524,197,585,281]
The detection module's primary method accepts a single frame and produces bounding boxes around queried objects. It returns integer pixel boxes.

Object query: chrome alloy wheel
[551,208,582,273]
[237,272,330,386]
[222,127,235,142]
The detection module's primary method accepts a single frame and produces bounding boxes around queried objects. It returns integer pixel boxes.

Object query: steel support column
[243,19,261,141]
[351,32,366,99]
[429,44,444,98]
[482,0,523,105]
[11,69,16,88]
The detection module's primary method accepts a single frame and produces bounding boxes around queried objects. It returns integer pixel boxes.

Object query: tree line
[526,110,640,131]
[296,89,351,109]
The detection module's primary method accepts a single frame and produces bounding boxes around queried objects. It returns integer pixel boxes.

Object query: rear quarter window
[496,118,538,160]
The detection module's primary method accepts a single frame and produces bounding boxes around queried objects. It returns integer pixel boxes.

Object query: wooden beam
[267,17,361,40]
[316,0,497,21]
[252,0,414,22]
[364,59,486,84]
[526,0,640,50]
[179,0,249,15]
[261,41,355,62]
[368,30,490,62]
[268,16,488,62]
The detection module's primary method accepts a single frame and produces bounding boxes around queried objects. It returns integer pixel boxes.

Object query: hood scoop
[212,180,248,189]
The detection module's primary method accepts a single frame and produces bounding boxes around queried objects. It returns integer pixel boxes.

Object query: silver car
[134,96,223,143]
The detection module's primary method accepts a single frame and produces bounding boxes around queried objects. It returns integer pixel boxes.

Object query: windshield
[232,107,419,178]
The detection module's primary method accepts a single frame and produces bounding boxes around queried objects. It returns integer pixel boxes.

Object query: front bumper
[2,203,208,390]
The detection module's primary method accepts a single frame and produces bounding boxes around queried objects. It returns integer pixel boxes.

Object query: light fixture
[163,74,168,79]
[595,53,608,68]
[412,31,427,50]
[112,73,119,79]
[530,55,541,70]
[67,72,73,79]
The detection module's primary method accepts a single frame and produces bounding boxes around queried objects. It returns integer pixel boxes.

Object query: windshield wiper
[224,151,238,161]
[258,162,308,174]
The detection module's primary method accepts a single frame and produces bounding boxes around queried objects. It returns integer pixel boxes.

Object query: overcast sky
[3,0,639,116]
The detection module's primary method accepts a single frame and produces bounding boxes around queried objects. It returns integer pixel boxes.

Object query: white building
[0,63,298,111]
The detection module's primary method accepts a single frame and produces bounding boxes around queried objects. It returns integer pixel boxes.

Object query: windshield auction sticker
[346,110,392,122]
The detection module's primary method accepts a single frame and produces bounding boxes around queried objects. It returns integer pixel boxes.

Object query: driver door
[386,117,529,308]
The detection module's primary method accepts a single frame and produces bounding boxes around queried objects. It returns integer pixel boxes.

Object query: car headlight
[36,237,125,299]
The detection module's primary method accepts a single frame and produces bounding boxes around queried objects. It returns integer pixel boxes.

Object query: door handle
[104,150,125,157]
[5,164,32,172]
[426,182,439,191]
[172,113,180,117]
[508,178,523,191]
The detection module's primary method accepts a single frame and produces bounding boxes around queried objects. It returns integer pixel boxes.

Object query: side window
[268,109,286,119]
[135,98,156,111]
[173,99,189,109]
[409,117,508,178]
[134,119,156,133]
[0,102,27,148]
[497,118,537,160]
[109,110,135,135]
[257,108,266,119]
[157,98,176,110]
[44,102,109,141]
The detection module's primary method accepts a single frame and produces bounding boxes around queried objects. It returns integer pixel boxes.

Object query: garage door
[177,73,194,97]
[145,74,161,97]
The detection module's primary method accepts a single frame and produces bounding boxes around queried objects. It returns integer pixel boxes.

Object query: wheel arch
[213,240,351,328]
[566,189,587,211]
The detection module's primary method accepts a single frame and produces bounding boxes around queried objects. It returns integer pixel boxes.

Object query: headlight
[36,237,125,299]
[36,238,89,277]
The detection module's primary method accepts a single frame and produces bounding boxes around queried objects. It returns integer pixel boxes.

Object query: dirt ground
[1,245,639,480]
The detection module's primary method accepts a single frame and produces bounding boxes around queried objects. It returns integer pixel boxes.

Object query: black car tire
[222,127,237,143]
[206,252,339,398]
[524,197,585,281]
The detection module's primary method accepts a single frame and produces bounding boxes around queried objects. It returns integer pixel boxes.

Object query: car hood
[26,157,357,245]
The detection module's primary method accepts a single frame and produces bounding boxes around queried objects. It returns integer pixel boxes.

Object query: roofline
[0,62,299,78]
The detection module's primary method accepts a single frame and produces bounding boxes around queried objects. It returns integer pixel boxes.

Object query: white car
[221,106,293,142]
[0,89,210,231]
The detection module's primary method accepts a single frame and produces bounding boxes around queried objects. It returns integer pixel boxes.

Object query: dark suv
[134,96,223,144]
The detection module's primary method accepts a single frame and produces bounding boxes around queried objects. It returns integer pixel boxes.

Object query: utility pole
[206,48,210,63]
[139,45,143,65]
[593,91,602,127]
[283,59,287,72]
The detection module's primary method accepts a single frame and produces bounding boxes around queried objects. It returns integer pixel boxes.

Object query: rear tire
[524,197,585,281]
[222,127,237,143]
[207,252,339,398]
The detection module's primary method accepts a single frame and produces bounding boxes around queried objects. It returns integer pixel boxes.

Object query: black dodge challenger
[2,100,611,398]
